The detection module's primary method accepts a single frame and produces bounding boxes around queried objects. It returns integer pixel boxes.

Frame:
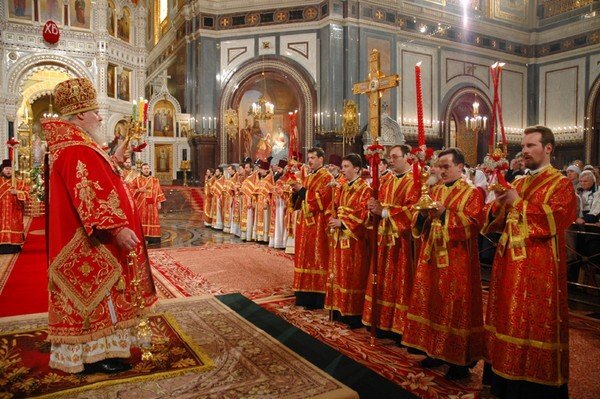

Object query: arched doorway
[219,57,316,164]
[585,75,600,164]
[229,71,300,163]
[443,87,493,166]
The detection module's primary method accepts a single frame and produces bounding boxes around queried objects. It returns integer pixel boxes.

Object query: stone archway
[7,54,91,110]
[585,74,600,164]
[443,86,493,165]
[219,56,316,163]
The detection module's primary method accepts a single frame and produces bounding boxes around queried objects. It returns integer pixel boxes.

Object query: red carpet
[260,297,600,399]
[149,245,293,300]
[0,216,48,316]
[162,185,204,213]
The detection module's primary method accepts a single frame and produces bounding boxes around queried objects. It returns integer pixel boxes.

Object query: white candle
[202,117,206,129]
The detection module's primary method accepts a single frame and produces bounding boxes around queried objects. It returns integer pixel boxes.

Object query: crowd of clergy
[202,126,597,399]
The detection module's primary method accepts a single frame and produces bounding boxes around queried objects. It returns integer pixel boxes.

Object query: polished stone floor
[148,188,245,249]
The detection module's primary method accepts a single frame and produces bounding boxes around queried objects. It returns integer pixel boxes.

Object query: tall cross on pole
[352,49,400,142]
[352,49,400,346]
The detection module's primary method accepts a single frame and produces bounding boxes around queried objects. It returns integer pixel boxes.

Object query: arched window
[117,7,131,43]
[107,0,116,37]
[154,0,169,44]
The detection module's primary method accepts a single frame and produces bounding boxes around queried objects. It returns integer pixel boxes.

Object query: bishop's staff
[353,49,400,345]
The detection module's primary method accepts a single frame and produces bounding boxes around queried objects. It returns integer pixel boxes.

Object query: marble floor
[150,188,245,249]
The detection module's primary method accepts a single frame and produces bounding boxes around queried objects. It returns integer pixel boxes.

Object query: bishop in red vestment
[293,147,333,309]
[0,160,29,253]
[130,163,166,244]
[483,126,576,399]
[44,77,157,374]
[402,148,485,380]
[325,154,372,326]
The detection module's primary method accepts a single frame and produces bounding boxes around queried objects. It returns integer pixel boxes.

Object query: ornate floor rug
[0,296,357,399]
[0,313,212,398]
[260,296,600,399]
[149,244,294,300]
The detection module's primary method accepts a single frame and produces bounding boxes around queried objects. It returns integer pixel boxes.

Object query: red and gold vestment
[0,177,29,246]
[254,172,275,241]
[483,166,576,386]
[293,167,334,294]
[130,174,166,239]
[203,175,214,225]
[402,178,485,366]
[240,172,258,235]
[43,119,157,345]
[362,171,418,334]
[325,178,372,316]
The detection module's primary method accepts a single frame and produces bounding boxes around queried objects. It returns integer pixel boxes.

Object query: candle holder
[128,250,153,361]
[484,142,510,193]
[180,160,190,187]
[413,169,440,211]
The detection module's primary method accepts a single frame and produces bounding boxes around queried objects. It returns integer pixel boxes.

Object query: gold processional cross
[352,49,400,142]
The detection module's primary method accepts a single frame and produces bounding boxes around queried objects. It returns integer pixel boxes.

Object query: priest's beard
[1,172,10,179]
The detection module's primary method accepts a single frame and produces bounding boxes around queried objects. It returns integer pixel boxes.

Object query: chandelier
[43,95,58,118]
[250,94,274,120]
[464,98,487,131]
[249,65,275,120]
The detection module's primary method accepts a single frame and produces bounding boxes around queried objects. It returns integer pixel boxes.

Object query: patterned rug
[149,244,294,300]
[260,296,600,399]
[0,314,212,398]
[0,296,357,399]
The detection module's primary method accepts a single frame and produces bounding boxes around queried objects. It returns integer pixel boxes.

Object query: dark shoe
[83,358,132,374]
[406,346,426,355]
[420,357,444,368]
[445,365,470,380]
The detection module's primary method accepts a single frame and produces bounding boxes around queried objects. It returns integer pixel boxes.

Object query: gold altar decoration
[180,159,190,187]
[341,100,360,144]
[413,170,441,211]
[224,108,239,142]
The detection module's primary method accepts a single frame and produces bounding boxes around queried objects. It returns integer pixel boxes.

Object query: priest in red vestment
[402,147,485,380]
[130,163,166,244]
[483,126,576,399]
[293,147,333,309]
[362,144,418,339]
[325,153,371,327]
[44,77,157,374]
[0,159,29,254]
[203,168,214,226]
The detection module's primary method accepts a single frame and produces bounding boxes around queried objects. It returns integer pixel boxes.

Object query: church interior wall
[0,0,598,171]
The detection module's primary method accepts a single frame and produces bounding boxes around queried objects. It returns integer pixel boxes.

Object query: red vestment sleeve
[55,146,129,236]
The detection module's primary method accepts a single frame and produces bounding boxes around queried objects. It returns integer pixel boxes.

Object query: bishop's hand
[115,227,141,251]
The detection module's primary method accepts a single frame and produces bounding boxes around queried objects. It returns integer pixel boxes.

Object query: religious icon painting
[107,64,116,98]
[69,0,91,30]
[40,0,62,23]
[117,68,131,102]
[107,0,116,36]
[152,100,175,137]
[8,0,34,22]
[154,143,173,174]
[117,6,131,42]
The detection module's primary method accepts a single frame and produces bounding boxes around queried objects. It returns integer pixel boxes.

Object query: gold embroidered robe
[130,174,166,238]
[43,119,157,344]
[293,167,334,294]
[402,179,485,366]
[203,175,214,226]
[325,178,372,316]
[483,166,577,386]
[0,177,29,246]
[362,171,418,334]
